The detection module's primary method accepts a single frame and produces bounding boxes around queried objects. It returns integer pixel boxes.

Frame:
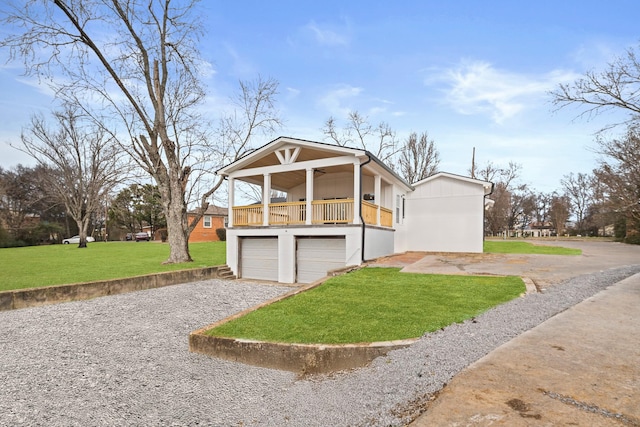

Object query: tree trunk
[162,179,192,264]
[77,218,88,248]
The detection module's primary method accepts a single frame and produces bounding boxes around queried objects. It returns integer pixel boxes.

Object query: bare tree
[550,45,640,240]
[20,106,124,248]
[321,111,444,184]
[200,77,282,212]
[0,164,70,245]
[476,161,522,236]
[0,165,47,240]
[0,1,282,262]
[561,172,594,233]
[533,192,552,225]
[398,132,440,183]
[506,185,535,233]
[322,111,399,164]
[593,127,640,240]
[551,45,640,127]
[550,194,571,237]
[587,173,612,237]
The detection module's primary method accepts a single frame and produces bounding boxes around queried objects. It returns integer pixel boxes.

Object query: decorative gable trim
[274,146,301,165]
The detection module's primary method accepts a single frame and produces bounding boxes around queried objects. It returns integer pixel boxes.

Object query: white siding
[400,175,486,253]
[363,227,395,260]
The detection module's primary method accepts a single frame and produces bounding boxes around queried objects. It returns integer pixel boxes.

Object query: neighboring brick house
[188,205,228,242]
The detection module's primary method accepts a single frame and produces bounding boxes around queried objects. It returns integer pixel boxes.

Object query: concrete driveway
[372,239,640,289]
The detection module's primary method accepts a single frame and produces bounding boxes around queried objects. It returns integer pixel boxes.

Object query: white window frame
[203,215,212,228]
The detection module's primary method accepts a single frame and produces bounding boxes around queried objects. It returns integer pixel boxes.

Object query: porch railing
[269,201,306,225]
[362,201,378,225]
[232,204,263,226]
[232,198,392,227]
[380,206,393,227]
[361,201,393,227]
[311,199,354,224]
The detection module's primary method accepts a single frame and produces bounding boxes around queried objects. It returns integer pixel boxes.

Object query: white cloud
[223,42,256,76]
[367,106,386,116]
[198,60,217,79]
[430,60,579,124]
[317,84,363,116]
[13,76,57,99]
[286,87,301,98]
[305,20,350,47]
[570,40,624,70]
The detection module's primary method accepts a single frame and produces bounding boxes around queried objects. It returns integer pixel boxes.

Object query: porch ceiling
[240,163,359,191]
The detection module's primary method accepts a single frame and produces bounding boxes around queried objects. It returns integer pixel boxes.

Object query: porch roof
[216,136,414,192]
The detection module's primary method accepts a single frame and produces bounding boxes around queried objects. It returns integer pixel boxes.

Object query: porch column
[306,168,314,225]
[353,161,360,224]
[263,173,271,226]
[227,177,234,227]
[374,174,381,226]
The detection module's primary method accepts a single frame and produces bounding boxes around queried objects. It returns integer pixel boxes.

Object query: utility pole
[471,147,476,179]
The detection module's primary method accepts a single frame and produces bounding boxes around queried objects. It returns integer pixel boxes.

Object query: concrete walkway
[404,240,640,426]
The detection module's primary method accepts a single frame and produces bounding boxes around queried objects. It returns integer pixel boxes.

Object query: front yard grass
[206,267,525,344]
[0,241,226,292]
[484,240,582,255]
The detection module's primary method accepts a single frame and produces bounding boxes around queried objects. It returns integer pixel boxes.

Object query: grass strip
[206,267,525,344]
[484,240,581,255]
[0,241,226,291]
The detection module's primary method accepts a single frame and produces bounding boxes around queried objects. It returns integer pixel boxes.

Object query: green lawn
[484,240,582,255]
[0,241,226,291]
[206,267,525,344]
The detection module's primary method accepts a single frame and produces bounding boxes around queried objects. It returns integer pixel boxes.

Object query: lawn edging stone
[0,266,224,311]
[189,332,415,375]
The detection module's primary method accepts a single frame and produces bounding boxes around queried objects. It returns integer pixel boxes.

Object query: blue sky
[1,1,638,193]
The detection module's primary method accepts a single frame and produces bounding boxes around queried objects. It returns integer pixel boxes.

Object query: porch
[231,198,393,227]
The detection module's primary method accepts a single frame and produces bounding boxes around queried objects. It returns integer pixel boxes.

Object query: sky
[0,0,638,193]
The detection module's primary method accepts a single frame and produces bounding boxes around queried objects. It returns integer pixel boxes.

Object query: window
[396,194,405,224]
[203,215,212,228]
[402,196,405,219]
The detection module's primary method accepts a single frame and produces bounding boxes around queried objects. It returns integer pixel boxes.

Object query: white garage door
[240,237,278,281]
[296,237,346,284]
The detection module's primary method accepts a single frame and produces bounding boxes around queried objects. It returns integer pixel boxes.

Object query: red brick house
[188,205,228,242]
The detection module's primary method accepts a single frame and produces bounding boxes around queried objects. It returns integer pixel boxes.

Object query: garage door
[240,237,278,281]
[296,237,346,284]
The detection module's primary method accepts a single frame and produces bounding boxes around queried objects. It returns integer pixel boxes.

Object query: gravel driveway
[2,264,639,426]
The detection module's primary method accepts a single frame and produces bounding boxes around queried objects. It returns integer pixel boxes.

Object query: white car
[62,235,96,244]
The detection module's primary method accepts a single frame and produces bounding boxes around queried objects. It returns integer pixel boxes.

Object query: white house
[216,136,493,284]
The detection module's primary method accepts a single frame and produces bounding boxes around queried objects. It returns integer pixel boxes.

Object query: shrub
[624,230,640,245]
[157,228,168,242]
[614,217,627,241]
[215,227,226,241]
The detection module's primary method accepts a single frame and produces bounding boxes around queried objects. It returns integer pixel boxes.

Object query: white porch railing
[232,198,392,227]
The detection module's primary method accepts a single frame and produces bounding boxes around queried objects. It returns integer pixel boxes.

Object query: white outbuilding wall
[396,173,491,253]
